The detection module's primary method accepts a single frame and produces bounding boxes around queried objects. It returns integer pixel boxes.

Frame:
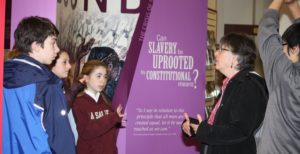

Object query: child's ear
[31,41,41,53]
[83,75,89,82]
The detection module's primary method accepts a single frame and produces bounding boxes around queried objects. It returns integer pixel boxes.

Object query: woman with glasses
[182,33,268,154]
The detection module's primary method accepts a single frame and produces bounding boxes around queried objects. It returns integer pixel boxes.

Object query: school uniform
[73,91,121,154]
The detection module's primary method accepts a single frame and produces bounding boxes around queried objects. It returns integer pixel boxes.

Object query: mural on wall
[56,1,139,99]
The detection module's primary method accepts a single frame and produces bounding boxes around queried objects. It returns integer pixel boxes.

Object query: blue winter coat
[3,55,75,154]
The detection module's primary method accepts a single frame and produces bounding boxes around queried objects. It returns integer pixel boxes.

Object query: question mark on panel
[193,69,199,89]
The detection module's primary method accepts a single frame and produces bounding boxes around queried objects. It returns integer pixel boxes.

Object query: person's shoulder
[236,70,267,89]
[246,72,268,95]
[74,93,88,103]
[47,73,63,85]
[101,93,112,105]
[248,71,264,80]
[245,71,265,85]
[4,59,25,69]
[5,58,45,74]
[235,70,262,81]
[4,60,50,88]
[73,93,90,111]
[282,62,300,86]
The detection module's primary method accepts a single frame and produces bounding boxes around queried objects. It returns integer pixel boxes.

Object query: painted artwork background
[56,0,140,100]
[57,11,137,61]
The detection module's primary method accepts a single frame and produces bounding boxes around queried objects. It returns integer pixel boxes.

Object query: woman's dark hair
[220,33,257,70]
[282,22,300,56]
[14,16,59,54]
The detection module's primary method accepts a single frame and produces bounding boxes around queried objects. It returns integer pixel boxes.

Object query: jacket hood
[4,55,52,88]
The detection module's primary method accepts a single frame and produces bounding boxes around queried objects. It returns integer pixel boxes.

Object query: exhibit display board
[57,0,207,153]
[114,1,207,153]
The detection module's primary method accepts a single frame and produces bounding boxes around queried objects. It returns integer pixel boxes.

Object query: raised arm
[269,0,284,10]
[285,0,300,19]
[257,0,296,89]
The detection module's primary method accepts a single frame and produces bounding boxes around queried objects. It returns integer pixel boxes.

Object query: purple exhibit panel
[114,0,208,153]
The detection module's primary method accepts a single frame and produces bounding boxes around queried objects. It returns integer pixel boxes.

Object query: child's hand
[116,104,123,117]
[116,104,126,123]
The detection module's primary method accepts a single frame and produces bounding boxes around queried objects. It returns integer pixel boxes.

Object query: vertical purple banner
[116,0,207,153]
[10,0,56,48]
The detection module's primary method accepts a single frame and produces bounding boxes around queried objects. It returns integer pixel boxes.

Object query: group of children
[3,16,124,154]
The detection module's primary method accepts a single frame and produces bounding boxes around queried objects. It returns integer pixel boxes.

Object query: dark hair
[220,33,257,70]
[282,22,300,56]
[88,47,119,66]
[14,16,59,54]
[79,60,108,79]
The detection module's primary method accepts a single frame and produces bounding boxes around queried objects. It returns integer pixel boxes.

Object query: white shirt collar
[84,89,100,102]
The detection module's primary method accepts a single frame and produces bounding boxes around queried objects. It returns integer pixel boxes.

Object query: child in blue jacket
[3,16,75,154]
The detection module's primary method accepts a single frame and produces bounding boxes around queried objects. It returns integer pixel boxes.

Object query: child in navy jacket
[3,16,76,154]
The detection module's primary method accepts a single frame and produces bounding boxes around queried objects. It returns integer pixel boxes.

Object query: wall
[217,0,269,40]
[215,0,300,76]
[10,0,56,48]
[217,0,300,41]
[216,0,266,76]
[216,0,265,42]
[217,0,253,42]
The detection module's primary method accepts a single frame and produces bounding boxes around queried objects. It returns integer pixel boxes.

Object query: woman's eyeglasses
[215,47,231,52]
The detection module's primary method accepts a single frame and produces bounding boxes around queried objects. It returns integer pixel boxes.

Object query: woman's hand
[182,113,191,136]
[182,113,203,137]
[190,114,202,133]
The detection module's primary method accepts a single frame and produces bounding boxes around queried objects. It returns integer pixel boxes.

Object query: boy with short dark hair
[3,16,75,154]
